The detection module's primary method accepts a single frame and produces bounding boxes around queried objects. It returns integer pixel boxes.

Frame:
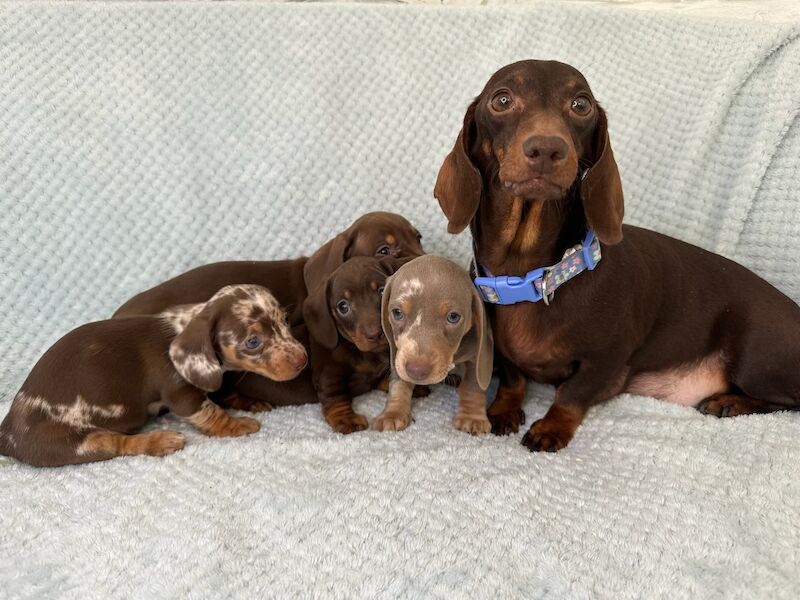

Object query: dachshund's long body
[435,60,800,451]
[0,285,307,466]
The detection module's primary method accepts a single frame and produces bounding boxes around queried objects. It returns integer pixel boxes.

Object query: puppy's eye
[378,286,385,295]
[446,312,461,324]
[336,300,350,315]
[391,308,404,321]
[376,244,391,256]
[571,96,592,116]
[490,91,514,112]
[244,335,262,350]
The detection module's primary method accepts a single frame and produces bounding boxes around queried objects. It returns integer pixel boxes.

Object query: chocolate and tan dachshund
[0,285,307,467]
[435,59,800,451]
[376,255,493,433]
[114,211,424,412]
[303,256,430,433]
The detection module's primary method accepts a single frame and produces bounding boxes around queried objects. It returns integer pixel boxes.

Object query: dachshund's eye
[490,91,514,112]
[244,335,262,350]
[391,308,404,321]
[571,96,593,116]
[378,286,385,295]
[336,300,350,316]
[376,244,391,256]
[446,312,462,325]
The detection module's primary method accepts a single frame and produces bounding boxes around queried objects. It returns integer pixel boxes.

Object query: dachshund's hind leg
[697,394,791,418]
[78,430,186,460]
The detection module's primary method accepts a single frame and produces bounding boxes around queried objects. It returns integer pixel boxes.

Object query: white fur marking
[15,392,124,429]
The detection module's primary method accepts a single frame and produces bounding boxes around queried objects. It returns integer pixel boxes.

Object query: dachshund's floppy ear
[470,285,494,391]
[302,276,339,349]
[434,99,483,234]
[380,273,398,369]
[581,105,624,245]
[169,304,224,392]
[303,228,354,293]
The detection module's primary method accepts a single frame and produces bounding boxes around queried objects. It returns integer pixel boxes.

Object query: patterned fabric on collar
[473,230,602,305]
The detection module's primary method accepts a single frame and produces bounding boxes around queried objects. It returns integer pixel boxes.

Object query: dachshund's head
[435,59,623,245]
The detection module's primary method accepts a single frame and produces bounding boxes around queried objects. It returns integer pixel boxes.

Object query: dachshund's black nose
[522,135,569,174]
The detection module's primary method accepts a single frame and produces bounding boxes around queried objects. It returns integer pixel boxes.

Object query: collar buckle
[475,267,546,305]
[473,229,601,306]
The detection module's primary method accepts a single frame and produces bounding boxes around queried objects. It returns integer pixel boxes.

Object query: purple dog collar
[474,230,602,306]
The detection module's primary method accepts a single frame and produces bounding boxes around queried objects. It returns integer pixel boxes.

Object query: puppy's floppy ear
[302,277,339,349]
[581,105,624,245]
[169,304,224,392]
[434,99,483,234]
[303,228,354,293]
[470,285,494,391]
[380,273,397,370]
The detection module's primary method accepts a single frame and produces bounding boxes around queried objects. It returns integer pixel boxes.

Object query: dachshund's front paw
[488,409,525,435]
[216,416,261,437]
[216,392,273,413]
[372,411,411,432]
[453,414,491,434]
[521,417,572,452]
[331,413,369,435]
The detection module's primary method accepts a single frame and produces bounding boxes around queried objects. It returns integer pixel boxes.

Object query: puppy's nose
[364,329,384,343]
[404,359,432,381]
[291,351,308,371]
[522,135,568,174]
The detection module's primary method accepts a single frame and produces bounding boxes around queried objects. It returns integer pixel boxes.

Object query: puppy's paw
[218,393,273,413]
[488,409,525,436]
[412,385,431,398]
[148,431,186,456]
[521,418,572,453]
[213,416,261,437]
[371,411,412,432]
[331,413,369,435]
[453,414,491,435]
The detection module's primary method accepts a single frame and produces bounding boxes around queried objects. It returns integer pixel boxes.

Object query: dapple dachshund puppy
[374,255,493,433]
[434,59,800,452]
[303,256,431,434]
[0,285,307,467]
[114,211,424,411]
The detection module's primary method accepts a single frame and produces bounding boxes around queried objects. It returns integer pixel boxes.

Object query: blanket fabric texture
[1,1,799,598]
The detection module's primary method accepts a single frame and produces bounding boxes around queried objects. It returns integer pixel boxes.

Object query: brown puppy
[435,59,800,451]
[376,256,493,433]
[113,211,424,325]
[113,211,424,411]
[0,285,307,467]
[303,256,429,434]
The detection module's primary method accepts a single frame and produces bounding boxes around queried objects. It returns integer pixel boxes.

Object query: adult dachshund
[434,59,800,451]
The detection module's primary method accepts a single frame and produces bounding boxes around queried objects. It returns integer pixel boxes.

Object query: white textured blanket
[1,2,799,598]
